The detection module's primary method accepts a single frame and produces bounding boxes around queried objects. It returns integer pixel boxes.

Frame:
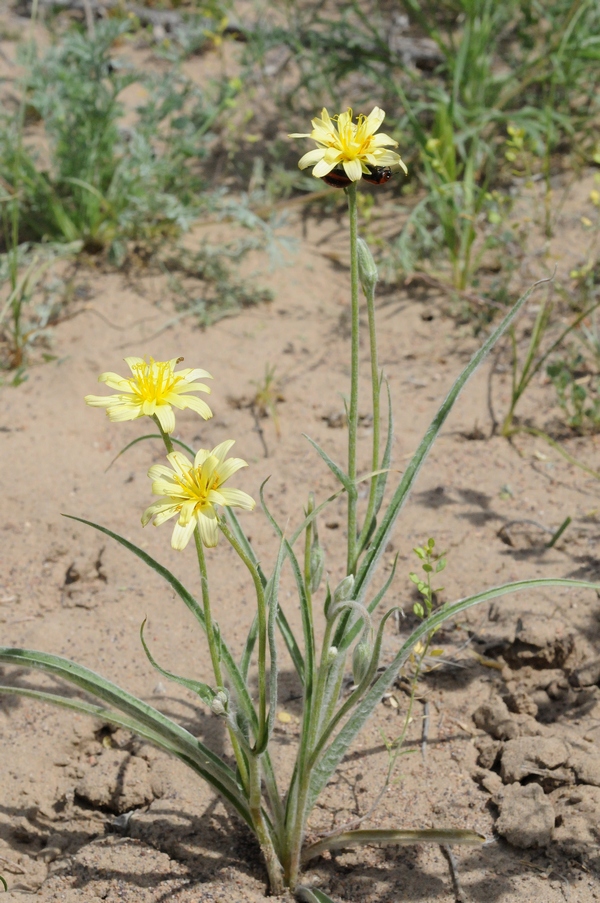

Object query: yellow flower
[289,106,407,183]
[141,441,255,549]
[84,356,212,434]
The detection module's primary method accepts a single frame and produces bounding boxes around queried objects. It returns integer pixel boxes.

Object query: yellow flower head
[84,356,212,434]
[141,441,255,549]
[289,106,407,183]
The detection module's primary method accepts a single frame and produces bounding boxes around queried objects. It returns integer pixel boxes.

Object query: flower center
[130,360,183,403]
[174,463,220,511]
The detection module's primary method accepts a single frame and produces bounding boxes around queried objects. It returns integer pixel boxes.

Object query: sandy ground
[2,8,600,903]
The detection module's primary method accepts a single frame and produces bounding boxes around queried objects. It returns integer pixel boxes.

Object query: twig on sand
[441,844,467,903]
[421,699,430,762]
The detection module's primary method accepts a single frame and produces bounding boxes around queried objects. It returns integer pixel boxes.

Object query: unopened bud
[352,640,372,685]
[310,543,325,593]
[357,238,378,297]
[326,645,338,665]
[333,575,355,605]
[210,689,228,716]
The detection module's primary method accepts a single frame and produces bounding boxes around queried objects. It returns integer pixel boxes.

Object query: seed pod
[326,645,338,665]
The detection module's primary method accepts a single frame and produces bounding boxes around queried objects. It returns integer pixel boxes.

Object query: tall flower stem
[357,275,381,552]
[152,418,251,790]
[153,414,175,454]
[346,182,360,575]
[193,527,250,791]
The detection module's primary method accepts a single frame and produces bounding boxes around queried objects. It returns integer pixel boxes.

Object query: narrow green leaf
[139,619,215,706]
[0,684,252,826]
[0,874,7,892]
[307,577,600,811]
[105,434,196,472]
[240,613,259,681]
[0,648,251,817]
[373,380,394,518]
[260,483,313,688]
[62,515,259,731]
[254,535,286,755]
[303,434,352,492]
[275,605,304,683]
[311,609,398,767]
[302,827,485,863]
[226,508,302,683]
[66,513,283,824]
[226,508,268,587]
[296,887,339,903]
[333,554,398,653]
[354,279,547,607]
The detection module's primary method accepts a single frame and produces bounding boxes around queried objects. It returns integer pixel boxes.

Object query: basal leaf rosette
[142,441,255,549]
[84,356,212,434]
[289,106,407,183]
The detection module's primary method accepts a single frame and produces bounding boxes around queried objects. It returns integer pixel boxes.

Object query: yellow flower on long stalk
[142,441,255,549]
[84,356,212,434]
[289,106,407,183]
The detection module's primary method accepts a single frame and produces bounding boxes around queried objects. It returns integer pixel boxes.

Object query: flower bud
[310,543,325,593]
[333,575,355,605]
[210,689,228,716]
[326,645,338,665]
[352,639,372,685]
[357,238,378,297]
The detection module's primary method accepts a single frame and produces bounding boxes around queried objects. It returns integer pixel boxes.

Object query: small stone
[504,618,573,669]
[504,690,538,718]
[474,737,502,770]
[496,783,554,848]
[570,659,600,688]
[472,699,520,740]
[473,768,503,796]
[500,736,570,784]
[75,750,154,814]
[37,833,67,863]
[551,785,600,857]
[569,747,600,787]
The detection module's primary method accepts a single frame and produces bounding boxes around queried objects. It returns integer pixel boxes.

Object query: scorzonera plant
[1,107,598,901]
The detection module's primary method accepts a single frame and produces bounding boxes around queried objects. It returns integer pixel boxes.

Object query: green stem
[193,527,249,791]
[217,526,285,837]
[347,182,360,575]
[218,522,268,746]
[285,773,310,891]
[152,414,175,454]
[248,754,285,895]
[193,532,224,693]
[306,618,337,753]
[357,278,381,552]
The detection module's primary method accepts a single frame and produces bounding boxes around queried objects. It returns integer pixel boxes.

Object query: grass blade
[105,434,196,472]
[354,279,548,606]
[139,618,216,705]
[302,827,484,863]
[308,577,600,811]
[296,887,339,903]
[62,515,259,731]
[303,434,352,492]
[0,683,252,825]
[0,647,249,814]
